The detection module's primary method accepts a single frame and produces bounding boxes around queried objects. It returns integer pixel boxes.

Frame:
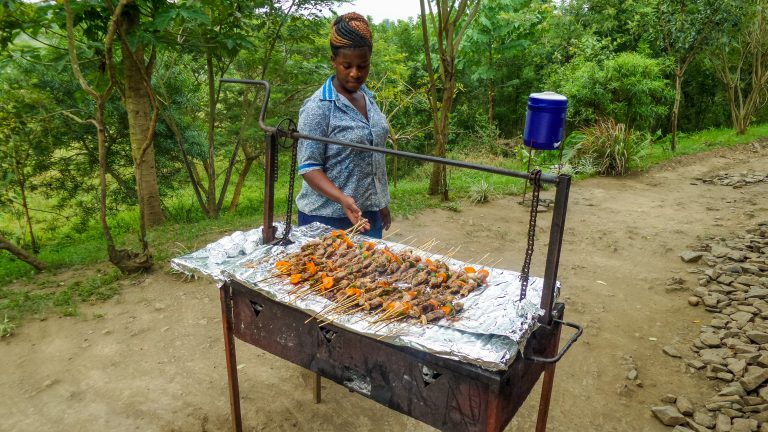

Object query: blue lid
[528,91,568,108]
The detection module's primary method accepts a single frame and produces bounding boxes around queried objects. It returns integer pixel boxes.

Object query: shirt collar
[320,75,374,101]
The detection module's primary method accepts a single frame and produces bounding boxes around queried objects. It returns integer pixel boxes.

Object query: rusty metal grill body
[222,280,565,431]
[217,79,579,432]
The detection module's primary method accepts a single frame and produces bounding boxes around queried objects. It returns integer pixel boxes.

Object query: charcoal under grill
[184,79,582,431]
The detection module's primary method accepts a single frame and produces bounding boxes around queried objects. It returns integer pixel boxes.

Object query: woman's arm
[301,170,371,232]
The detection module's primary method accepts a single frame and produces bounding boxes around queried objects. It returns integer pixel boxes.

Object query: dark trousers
[298,210,383,239]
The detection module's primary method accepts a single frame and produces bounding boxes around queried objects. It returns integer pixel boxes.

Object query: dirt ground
[2,142,768,432]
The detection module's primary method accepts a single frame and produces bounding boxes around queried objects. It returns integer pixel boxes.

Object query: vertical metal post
[262,132,278,244]
[539,174,571,325]
[220,284,243,432]
[534,319,563,432]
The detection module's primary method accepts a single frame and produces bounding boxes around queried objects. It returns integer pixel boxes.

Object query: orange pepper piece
[275,260,291,273]
[305,261,317,276]
[464,266,476,274]
[289,274,302,284]
[436,272,447,283]
[477,269,490,281]
[406,290,418,298]
[322,276,334,290]
[441,305,452,315]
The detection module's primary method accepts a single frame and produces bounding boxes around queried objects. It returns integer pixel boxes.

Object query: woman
[295,12,391,239]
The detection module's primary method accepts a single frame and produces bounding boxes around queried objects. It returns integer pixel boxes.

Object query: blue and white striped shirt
[296,76,390,217]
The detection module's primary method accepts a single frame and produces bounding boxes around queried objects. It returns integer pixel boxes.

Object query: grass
[1,122,767,331]
[0,269,123,327]
[644,123,768,167]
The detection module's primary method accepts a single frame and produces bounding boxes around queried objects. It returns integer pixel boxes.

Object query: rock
[739,368,768,391]
[732,312,755,328]
[694,410,717,428]
[688,359,707,370]
[677,396,695,416]
[743,404,768,413]
[662,394,678,403]
[717,372,735,381]
[739,276,765,287]
[653,406,687,426]
[712,245,732,258]
[627,369,638,380]
[758,387,768,400]
[702,333,724,347]
[728,359,748,377]
[746,288,768,299]
[691,297,703,306]
[685,419,715,432]
[665,346,683,358]
[757,353,768,368]
[682,251,707,263]
[712,319,729,329]
[722,408,744,418]
[747,331,768,344]
[731,418,758,432]
[716,414,731,432]
[719,275,737,285]
[719,384,747,397]
[672,426,695,432]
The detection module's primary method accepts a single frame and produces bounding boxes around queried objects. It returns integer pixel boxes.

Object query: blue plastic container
[523,92,568,150]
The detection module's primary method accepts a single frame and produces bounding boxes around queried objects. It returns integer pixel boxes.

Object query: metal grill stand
[217,79,581,432]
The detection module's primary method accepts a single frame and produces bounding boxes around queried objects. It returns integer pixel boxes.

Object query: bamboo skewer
[382,228,400,240]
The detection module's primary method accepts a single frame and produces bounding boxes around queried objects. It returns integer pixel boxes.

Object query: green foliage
[0,314,15,337]
[468,179,496,204]
[550,52,672,131]
[0,270,122,329]
[568,118,653,176]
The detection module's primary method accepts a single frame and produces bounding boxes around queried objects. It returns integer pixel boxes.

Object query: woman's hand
[379,206,391,231]
[341,195,371,232]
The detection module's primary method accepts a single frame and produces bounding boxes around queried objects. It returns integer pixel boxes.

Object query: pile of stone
[697,172,768,188]
[652,221,768,432]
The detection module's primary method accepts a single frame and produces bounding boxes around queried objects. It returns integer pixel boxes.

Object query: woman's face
[331,47,371,95]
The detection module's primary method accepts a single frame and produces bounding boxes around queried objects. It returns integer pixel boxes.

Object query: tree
[551,52,672,131]
[419,0,481,199]
[711,0,768,134]
[656,0,738,150]
[0,234,45,272]
[62,0,151,273]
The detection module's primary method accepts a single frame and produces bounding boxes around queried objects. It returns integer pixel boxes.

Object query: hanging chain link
[519,169,542,301]
[273,119,299,246]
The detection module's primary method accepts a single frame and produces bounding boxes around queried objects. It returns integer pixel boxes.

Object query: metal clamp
[524,319,583,364]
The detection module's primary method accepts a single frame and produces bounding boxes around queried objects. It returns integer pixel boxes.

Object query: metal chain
[273,119,298,246]
[519,169,542,301]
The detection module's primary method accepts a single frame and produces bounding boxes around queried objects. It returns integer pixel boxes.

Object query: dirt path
[2,142,767,432]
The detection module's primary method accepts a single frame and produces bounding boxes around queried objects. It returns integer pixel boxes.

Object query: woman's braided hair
[330,12,372,55]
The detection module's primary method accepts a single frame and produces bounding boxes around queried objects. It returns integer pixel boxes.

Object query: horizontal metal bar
[219,78,560,185]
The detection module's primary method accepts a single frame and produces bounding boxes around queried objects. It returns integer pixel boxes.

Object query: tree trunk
[14,162,38,253]
[488,44,494,126]
[0,234,45,271]
[428,76,455,200]
[120,10,164,228]
[228,158,254,213]
[670,68,683,152]
[205,49,218,219]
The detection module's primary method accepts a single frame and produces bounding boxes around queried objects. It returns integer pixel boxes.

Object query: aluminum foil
[171,223,559,371]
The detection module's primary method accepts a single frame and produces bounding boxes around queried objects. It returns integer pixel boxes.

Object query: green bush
[568,119,653,176]
[549,52,672,131]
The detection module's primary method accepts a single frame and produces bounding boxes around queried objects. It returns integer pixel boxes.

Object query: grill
[185,79,582,431]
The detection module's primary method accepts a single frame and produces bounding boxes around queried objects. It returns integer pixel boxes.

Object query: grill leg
[534,321,562,432]
[221,284,243,432]
[313,372,322,404]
